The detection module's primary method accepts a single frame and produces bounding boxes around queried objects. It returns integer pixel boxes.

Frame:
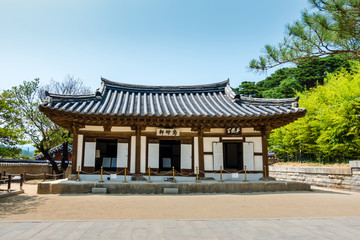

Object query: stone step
[92,187,107,194]
[163,188,179,194]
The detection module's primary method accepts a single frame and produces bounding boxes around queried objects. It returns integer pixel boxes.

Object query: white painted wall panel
[130,136,136,173]
[178,128,192,132]
[246,137,263,153]
[193,137,199,174]
[80,125,104,131]
[148,143,159,168]
[181,144,192,169]
[242,127,260,133]
[213,142,223,170]
[203,137,220,152]
[84,142,96,167]
[204,155,214,171]
[117,143,128,168]
[243,142,254,170]
[254,155,263,171]
[143,127,157,132]
[210,128,225,133]
[221,137,243,140]
[77,135,83,170]
[111,126,132,132]
[140,136,146,173]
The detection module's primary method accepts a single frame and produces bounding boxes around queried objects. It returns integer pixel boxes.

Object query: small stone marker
[92,187,107,194]
[164,188,178,194]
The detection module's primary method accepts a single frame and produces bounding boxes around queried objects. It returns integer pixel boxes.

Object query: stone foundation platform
[37,180,310,194]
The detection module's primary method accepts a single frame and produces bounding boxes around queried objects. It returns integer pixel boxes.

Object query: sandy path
[1,183,360,220]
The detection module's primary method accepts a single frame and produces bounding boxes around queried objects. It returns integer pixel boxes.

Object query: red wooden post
[7,175,11,192]
[20,174,23,190]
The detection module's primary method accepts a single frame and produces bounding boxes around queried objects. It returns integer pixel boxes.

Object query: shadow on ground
[0,194,44,217]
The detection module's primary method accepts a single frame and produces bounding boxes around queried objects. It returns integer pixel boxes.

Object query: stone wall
[269,165,360,191]
[0,164,71,179]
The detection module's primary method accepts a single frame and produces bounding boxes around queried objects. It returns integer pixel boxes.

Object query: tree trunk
[61,141,69,173]
[38,145,61,175]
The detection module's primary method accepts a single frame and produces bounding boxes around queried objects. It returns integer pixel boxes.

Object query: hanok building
[40,78,306,180]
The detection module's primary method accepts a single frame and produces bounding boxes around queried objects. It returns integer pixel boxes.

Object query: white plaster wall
[140,136,146,173]
[222,137,243,140]
[193,137,199,174]
[254,155,263,171]
[143,127,157,132]
[181,144,192,169]
[204,155,214,171]
[246,137,262,153]
[213,142,223,170]
[203,137,219,152]
[148,143,159,168]
[130,136,136,173]
[111,126,132,132]
[210,128,225,133]
[243,142,254,170]
[84,142,96,167]
[178,128,192,132]
[116,143,128,168]
[80,125,104,131]
[242,127,260,133]
[77,135,83,170]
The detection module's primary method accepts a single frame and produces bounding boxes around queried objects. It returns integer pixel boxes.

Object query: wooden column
[198,130,205,177]
[261,126,271,177]
[71,125,78,174]
[135,127,141,174]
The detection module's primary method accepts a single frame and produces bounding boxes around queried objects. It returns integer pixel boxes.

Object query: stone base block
[92,187,107,194]
[164,188,179,194]
[37,180,311,194]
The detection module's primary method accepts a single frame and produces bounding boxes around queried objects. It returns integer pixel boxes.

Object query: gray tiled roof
[40,78,305,118]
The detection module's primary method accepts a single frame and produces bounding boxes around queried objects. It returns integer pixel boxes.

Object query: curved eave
[40,105,306,131]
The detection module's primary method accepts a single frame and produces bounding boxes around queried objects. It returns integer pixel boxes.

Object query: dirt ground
[1,182,360,220]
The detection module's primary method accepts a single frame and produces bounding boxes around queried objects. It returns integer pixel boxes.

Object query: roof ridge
[238,95,300,103]
[101,77,229,93]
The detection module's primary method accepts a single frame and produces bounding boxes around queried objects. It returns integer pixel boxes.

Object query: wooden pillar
[198,130,205,177]
[135,127,141,174]
[71,126,78,174]
[261,126,271,177]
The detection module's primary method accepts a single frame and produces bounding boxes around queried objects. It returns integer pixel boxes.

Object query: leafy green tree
[269,61,360,163]
[8,79,67,173]
[0,91,26,157]
[8,77,91,173]
[256,68,296,93]
[294,55,352,88]
[233,81,259,97]
[250,0,360,71]
[262,78,303,98]
[236,55,353,99]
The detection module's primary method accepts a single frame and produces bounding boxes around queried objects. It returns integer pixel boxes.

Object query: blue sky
[0,0,309,92]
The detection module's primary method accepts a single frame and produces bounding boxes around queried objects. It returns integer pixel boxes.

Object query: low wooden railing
[0,172,24,192]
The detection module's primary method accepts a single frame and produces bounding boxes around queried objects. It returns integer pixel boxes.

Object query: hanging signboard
[226,127,241,135]
[156,128,180,136]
